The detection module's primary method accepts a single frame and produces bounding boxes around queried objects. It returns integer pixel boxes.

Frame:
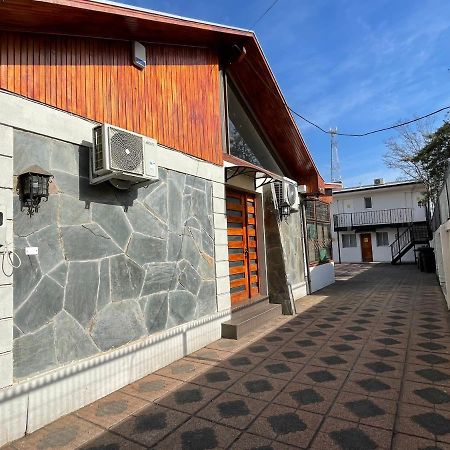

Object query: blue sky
[124,0,450,186]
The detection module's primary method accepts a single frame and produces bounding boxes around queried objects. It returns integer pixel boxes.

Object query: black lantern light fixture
[280,202,291,219]
[17,165,53,216]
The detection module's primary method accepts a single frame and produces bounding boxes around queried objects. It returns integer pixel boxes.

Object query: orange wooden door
[360,233,373,262]
[226,189,260,305]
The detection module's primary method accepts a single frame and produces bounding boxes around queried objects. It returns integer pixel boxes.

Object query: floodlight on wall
[17,165,53,216]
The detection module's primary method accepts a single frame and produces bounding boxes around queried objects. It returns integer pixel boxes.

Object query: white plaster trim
[0,308,231,445]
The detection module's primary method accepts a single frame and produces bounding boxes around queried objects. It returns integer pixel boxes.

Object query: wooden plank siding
[0,31,223,165]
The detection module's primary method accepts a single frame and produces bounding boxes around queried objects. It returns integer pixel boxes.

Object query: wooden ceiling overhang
[0,0,322,191]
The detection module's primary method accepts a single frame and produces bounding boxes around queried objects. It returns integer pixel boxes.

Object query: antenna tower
[330,127,342,182]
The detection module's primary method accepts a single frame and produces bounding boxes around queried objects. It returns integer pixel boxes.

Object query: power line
[252,0,281,27]
[243,57,450,137]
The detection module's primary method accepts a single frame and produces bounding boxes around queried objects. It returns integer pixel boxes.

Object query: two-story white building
[331,179,429,264]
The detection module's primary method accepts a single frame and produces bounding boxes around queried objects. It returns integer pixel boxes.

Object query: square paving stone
[310,417,392,450]
[308,352,356,371]
[380,328,404,336]
[79,432,146,450]
[392,433,447,450]
[264,334,287,343]
[402,381,450,411]
[329,391,396,430]
[197,392,267,430]
[76,391,148,429]
[418,332,445,340]
[248,403,323,448]
[113,404,189,448]
[417,342,449,352]
[306,330,328,338]
[153,417,239,450]
[227,373,288,402]
[252,358,304,381]
[296,365,349,390]
[337,334,363,342]
[408,350,450,367]
[231,433,293,450]
[342,372,401,400]
[396,403,450,443]
[155,383,220,414]
[155,359,210,381]
[185,348,235,366]
[121,374,184,402]
[406,364,450,387]
[353,357,404,379]
[375,337,406,347]
[217,354,265,373]
[274,381,338,414]
[294,339,323,350]
[190,367,243,390]
[13,415,104,450]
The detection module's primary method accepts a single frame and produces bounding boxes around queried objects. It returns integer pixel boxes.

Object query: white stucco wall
[333,228,416,263]
[310,262,335,292]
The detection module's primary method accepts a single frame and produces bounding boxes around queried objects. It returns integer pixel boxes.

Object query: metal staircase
[390,223,430,264]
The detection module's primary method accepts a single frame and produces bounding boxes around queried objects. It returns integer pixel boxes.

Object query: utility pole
[330,127,342,182]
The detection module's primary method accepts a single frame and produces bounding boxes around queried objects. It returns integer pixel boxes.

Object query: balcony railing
[333,208,414,229]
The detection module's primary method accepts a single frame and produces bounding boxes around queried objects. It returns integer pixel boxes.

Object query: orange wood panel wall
[0,31,223,165]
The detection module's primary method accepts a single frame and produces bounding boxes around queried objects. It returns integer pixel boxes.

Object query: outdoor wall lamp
[280,203,291,219]
[17,165,53,216]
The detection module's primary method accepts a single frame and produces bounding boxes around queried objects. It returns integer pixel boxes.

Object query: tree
[383,120,450,203]
[413,121,450,204]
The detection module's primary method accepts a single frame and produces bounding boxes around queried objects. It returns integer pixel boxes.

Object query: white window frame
[342,234,357,248]
[376,231,389,247]
[364,197,372,209]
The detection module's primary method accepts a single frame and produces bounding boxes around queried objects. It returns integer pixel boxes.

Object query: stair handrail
[390,225,413,261]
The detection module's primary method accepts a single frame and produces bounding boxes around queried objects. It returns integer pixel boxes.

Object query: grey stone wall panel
[65,261,99,328]
[15,275,64,333]
[13,323,57,379]
[13,130,217,380]
[90,300,146,351]
[54,311,98,364]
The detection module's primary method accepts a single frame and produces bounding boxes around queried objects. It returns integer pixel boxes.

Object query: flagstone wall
[12,130,216,380]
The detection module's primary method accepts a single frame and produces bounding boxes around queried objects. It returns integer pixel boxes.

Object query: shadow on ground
[7,264,450,450]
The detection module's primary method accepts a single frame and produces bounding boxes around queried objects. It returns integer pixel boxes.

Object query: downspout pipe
[300,197,312,294]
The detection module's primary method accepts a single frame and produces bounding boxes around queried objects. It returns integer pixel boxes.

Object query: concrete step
[221,297,282,340]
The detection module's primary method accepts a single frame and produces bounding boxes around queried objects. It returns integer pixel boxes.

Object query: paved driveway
[5,263,450,449]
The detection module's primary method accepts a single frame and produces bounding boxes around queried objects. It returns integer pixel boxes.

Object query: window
[364,197,372,208]
[376,232,389,247]
[342,234,357,248]
[305,199,332,264]
[226,81,282,174]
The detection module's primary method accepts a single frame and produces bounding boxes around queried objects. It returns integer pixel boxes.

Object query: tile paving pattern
[4,263,450,449]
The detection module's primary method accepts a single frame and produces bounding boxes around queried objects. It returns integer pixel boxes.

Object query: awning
[224,154,283,190]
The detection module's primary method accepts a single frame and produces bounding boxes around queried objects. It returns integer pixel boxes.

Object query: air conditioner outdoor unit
[90,124,159,188]
[274,178,299,213]
[374,178,384,185]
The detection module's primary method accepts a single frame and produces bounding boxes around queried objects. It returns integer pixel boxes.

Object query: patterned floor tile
[121,373,184,402]
[392,432,446,450]
[342,371,401,400]
[226,372,288,402]
[295,365,349,390]
[79,432,146,449]
[352,357,404,379]
[189,367,244,390]
[153,417,239,449]
[329,391,397,430]
[396,402,450,443]
[155,383,221,414]
[113,404,189,448]
[197,392,267,430]
[76,391,148,429]
[251,357,304,381]
[155,359,211,381]
[247,403,323,448]
[401,380,450,411]
[13,415,103,450]
[274,380,338,414]
[310,417,392,450]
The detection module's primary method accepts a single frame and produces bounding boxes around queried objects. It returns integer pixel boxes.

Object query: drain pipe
[300,197,312,294]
